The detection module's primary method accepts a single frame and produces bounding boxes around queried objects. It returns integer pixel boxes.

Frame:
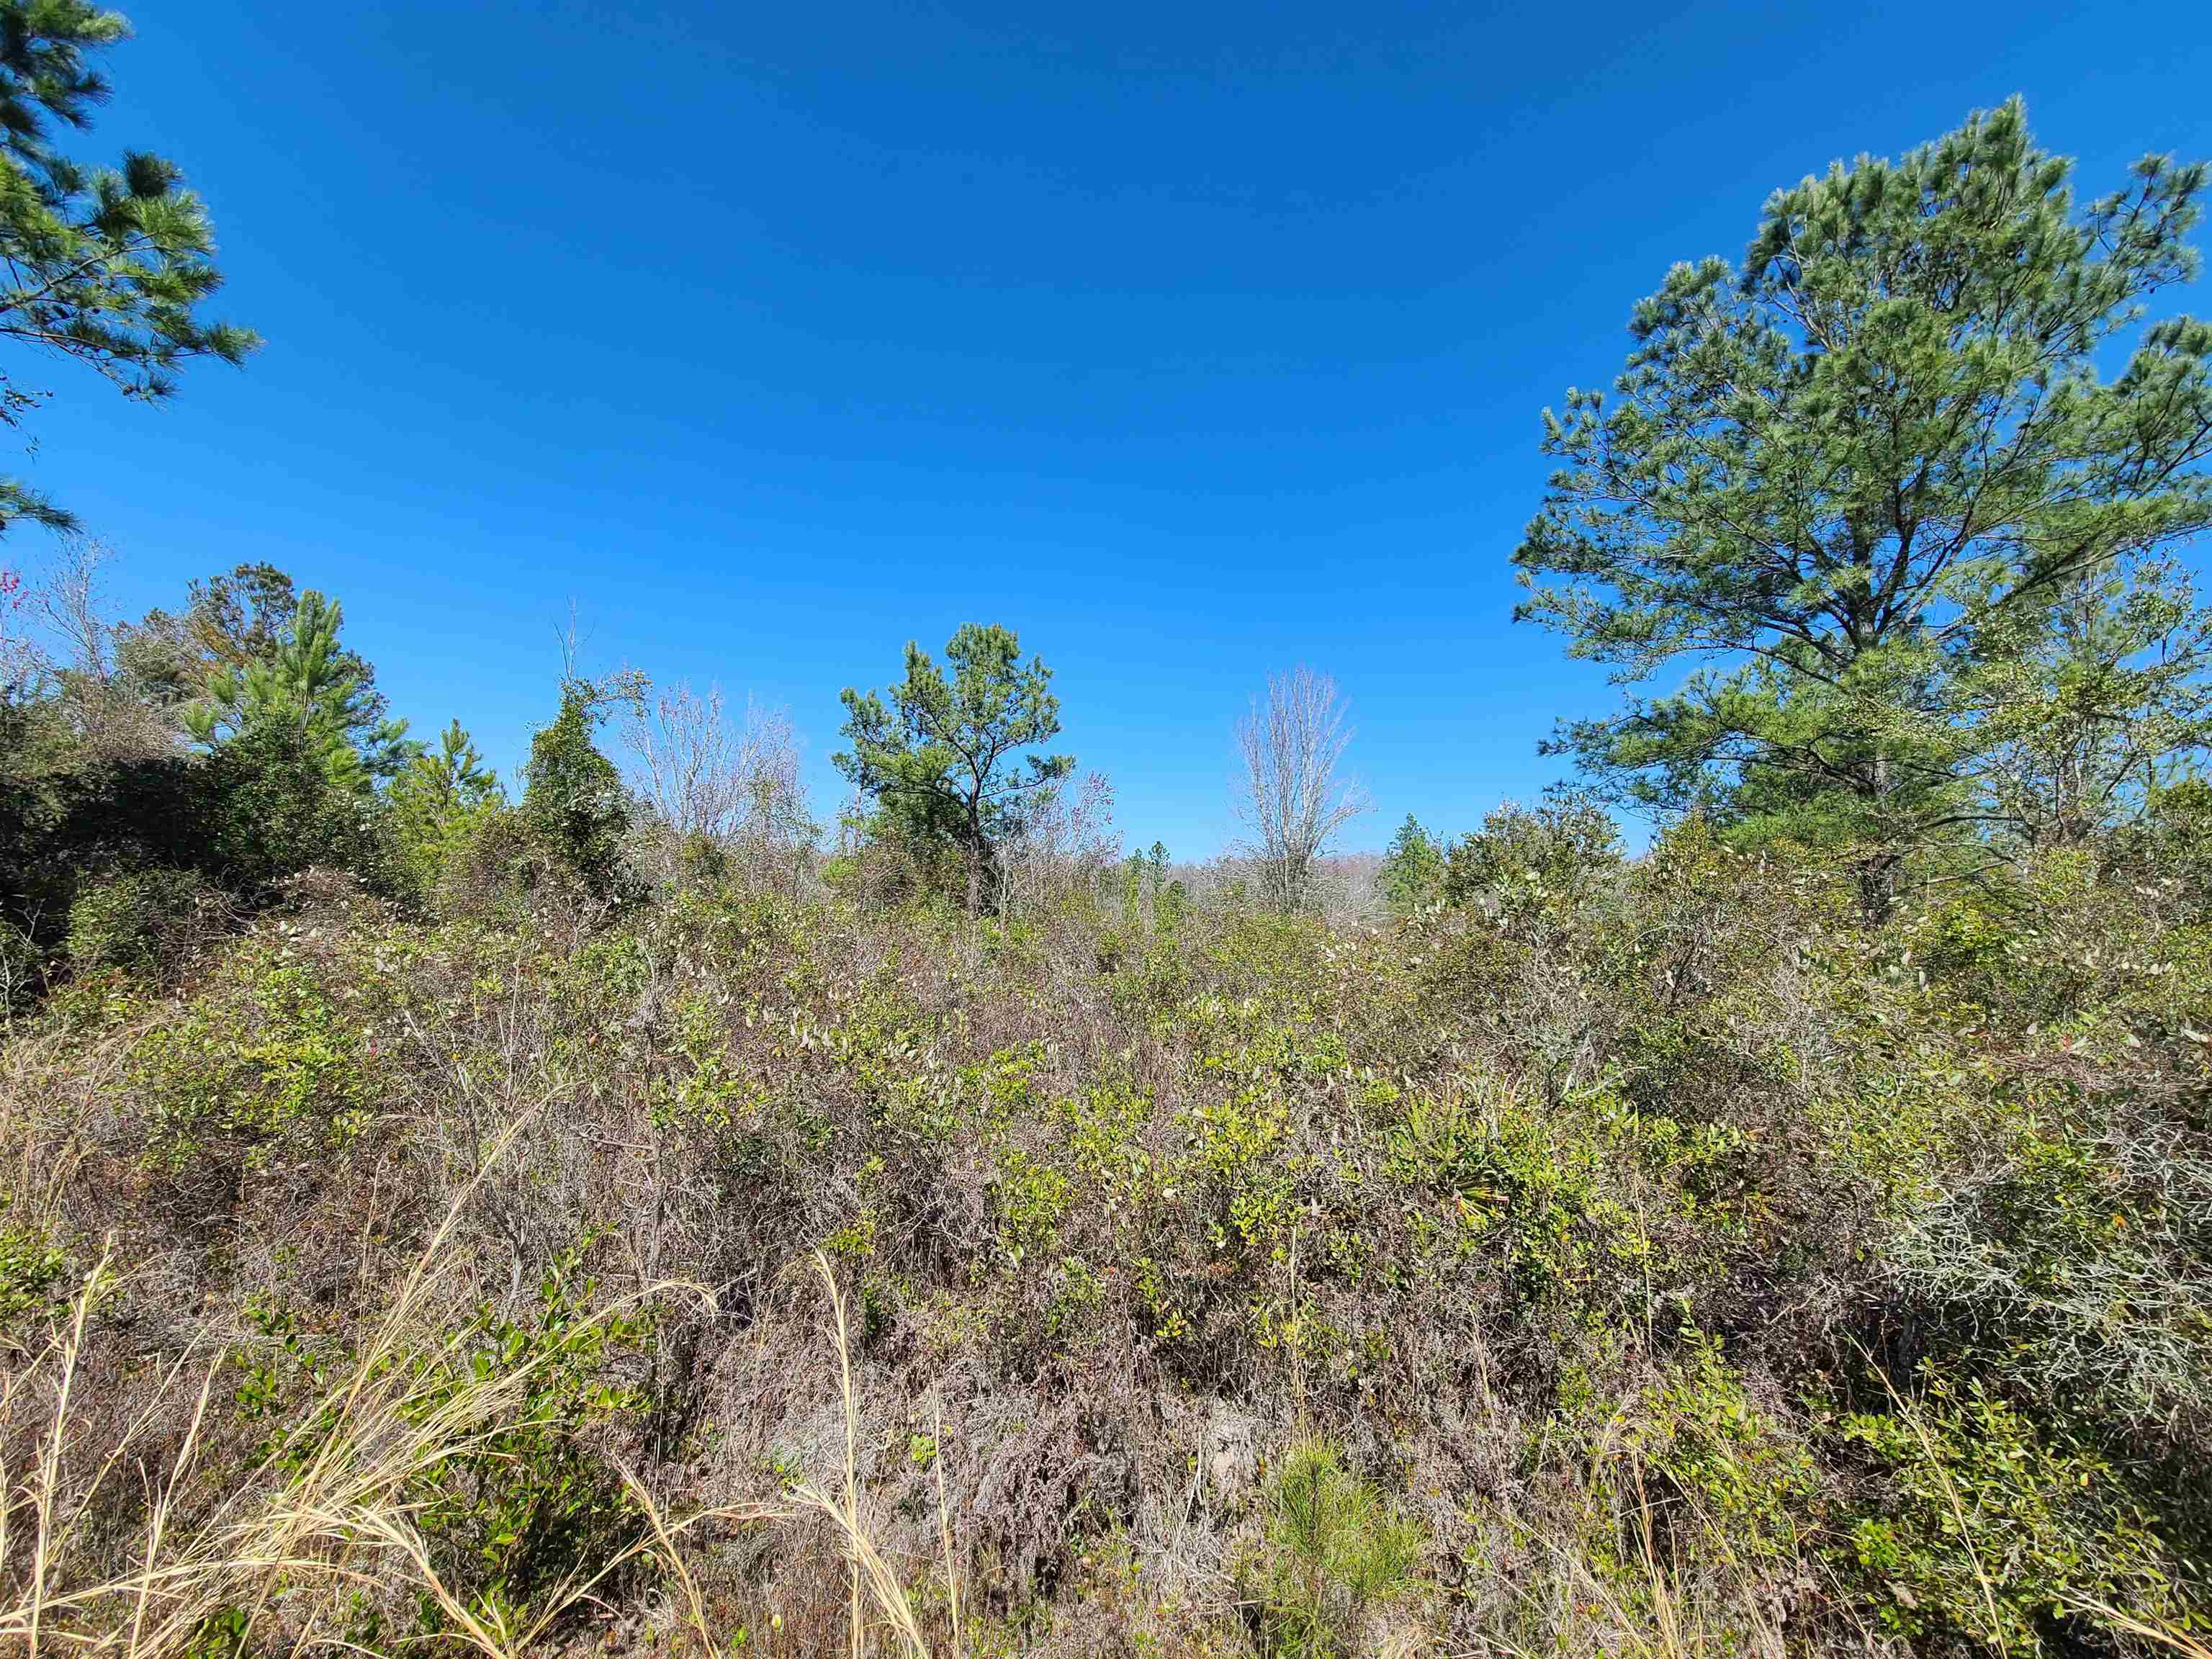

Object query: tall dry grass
[1,1143,956,1657]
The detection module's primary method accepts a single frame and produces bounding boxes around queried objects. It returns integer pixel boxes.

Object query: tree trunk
[1859,743,1896,925]
[1857,856,1896,925]
[963,799,985,917]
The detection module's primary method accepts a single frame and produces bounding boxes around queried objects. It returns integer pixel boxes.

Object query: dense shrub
[1838,1377,2206,1653]
[1442,791,1622,915]
[199,721,396,894]
[3,834,2208,1655]
[65,866,227,981]
[0,1200,66,1346]
[4,719,396,967]
[521,685,635,902]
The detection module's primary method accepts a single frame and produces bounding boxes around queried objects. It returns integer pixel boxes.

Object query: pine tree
[397,719,499,812]
[1514,100,2212,917]
[0,1,257,534]
[389,719,503,899]
[184,563,325,672]
[835,623,1073,912]
[122,564,390,710]
[184,590,413,791]
[1376,815,1445,914]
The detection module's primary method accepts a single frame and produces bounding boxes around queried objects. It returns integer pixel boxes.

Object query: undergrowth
[3,831,2209,1655]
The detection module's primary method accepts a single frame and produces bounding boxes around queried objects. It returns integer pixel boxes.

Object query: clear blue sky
[18,0,2212,855]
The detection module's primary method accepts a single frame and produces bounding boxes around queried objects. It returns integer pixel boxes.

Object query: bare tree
[0,915,44,1025]
[1233,665,1370,912]
[0,560,39,696]
[997,770,1118,921]
[621,680,814,891]
[1,539,180,760]
[2,536,107,693]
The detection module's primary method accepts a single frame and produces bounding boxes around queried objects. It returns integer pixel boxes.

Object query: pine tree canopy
[397,719,501,815]
[184,589,414,793]
[0,0,258,534]
[835,622,1073,902]
[386,717,503,899]
[1377,814,1445,914]
[1513,98,2212,914]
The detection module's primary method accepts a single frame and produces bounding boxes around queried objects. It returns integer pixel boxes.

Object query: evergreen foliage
[388,719,504,901]
[1441,792,1622,912]
[1962,552,2212,848]
[196,719,389,891]
[63,863,217,979]
[1514,99,2212,916]
[1375,814,1445,914]
[0,0,257,534]
[835,622,1073,910]
[185,589,415,791]
[1258,1439,1424,1655]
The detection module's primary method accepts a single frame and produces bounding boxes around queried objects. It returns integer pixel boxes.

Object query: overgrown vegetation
[1,44,2210,1659]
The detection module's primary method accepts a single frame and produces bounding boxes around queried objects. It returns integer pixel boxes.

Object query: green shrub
[125,939,374,1183]
[12,723,394,922]
[386,718,505,907]
[521,685,634,902]
[66,866,225,980]
[1632,1331,1819,1568]
[0,1200,68,1348]
[405,1249,653,1638]
[224,1244,652,1646]
[436,804,541,912]
[203,721,397,894]
[1442,792,1621,917]
[1838,1375,2207,1653]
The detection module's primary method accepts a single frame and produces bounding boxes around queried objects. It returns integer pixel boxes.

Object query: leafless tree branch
[1233,665,1370,912]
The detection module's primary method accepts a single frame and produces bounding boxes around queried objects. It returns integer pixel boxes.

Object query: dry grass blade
[776,1249,942,1659]
[932,1403,958,1657]
[0,1115,729,1659]
[785,1478,932,1659]
[0,1159,949,1659]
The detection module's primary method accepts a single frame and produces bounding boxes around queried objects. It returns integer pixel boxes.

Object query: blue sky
[16,0,2212,855]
